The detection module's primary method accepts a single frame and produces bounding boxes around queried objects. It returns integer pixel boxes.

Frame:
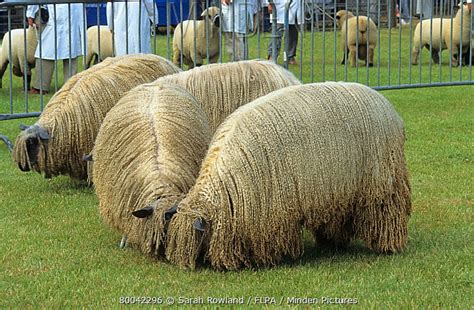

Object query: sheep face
[16,124,50,172]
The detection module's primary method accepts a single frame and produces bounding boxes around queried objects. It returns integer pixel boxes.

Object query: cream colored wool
[93,84,211,255]
[12,54,181,180]
[166,82,411,270]
[155,60,301,133]
[94,60,300,254]
[85,25,113,68]
[412,4,471,66]
[172,7,220,68]
[337,10,378,67]
[0,26,37,88]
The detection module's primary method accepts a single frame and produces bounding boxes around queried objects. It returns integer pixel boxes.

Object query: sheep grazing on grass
[93,84,211,255]
[85,25,113,69]
[164,82,411,270]
[336,10,378,67]
[93,60,300,254]
[0,25,37,89]
[412,4,472,66]
[172,7,220,69]
[12,54,181,180]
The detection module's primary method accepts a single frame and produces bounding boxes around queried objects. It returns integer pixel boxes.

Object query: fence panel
[1,0,473,149]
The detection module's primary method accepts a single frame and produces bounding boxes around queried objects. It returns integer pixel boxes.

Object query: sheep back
[85,25,113,68]
[156,60,302,133]
[94,60,300,255]
[166,82,411,270]
[93,83,211,255]
[340,15,378,48]
[13,54,181,180]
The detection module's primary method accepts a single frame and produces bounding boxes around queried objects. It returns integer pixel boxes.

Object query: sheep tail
[165,205,208,270]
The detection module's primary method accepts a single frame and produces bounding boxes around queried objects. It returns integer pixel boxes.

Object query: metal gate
[1,0,473,150]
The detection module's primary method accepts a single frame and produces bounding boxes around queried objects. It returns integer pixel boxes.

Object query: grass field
[1,29,473,308]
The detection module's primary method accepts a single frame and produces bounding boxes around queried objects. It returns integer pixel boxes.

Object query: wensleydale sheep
[172,7,220,68]
[13,54,181,180]
[0,26,37,89]
[93,60,301,254]
[165,82,411,270]
[85,25,113,69]
[336,10,378,67]
[412,4,472,66]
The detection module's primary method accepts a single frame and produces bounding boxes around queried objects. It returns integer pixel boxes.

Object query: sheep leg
[412,46,420,65]
[119,234,128,248]
[312,218,354,249]
[0,60,7,88]
[367,47,374,67]
[430,48,440,64]
[349,45,357,67]
[341,47,349,65]
[24,74,32,90]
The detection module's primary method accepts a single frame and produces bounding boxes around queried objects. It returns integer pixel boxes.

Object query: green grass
[1,30,473,308]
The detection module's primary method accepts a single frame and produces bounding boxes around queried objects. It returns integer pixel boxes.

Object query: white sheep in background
[85,25,113,69]
[412,4,472,66]
[336,10,378,67]
[172,7,220,69]
[0,25,37,89]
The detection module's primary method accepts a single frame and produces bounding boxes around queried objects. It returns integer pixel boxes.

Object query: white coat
[107,0,158,56]
[26,4,85,60]
[222,0,255,34]
[265,0,303,25]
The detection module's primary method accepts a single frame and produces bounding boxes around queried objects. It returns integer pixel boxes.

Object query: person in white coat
[221,0,255,61]
[107,0,159,56]
[266,0,303,65]
[26,4,85,94]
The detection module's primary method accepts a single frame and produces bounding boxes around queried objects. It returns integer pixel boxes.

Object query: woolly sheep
[164,82,411,270]
[172,7,220,69]
[12,54,181,180]
[85,25,113,69]
[0,26,37,89]
[336,10,378,67]
[412,4,471,66]
[92,60,301,254]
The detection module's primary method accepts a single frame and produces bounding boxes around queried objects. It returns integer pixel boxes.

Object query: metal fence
[1,0,473,149]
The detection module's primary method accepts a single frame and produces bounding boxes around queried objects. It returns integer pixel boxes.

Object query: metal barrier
[1,0,473,150]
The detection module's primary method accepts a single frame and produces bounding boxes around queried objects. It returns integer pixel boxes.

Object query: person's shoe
[400,19,409,26]
[29,87,48,95]
[288,58,298,65]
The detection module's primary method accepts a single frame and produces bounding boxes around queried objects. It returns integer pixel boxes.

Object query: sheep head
[14,124,50,174]
[201,6,220,28]
[335,10,354,29]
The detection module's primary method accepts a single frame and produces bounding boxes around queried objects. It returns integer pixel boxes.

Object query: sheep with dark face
[92,60,301,254]
[163,82,411,270]
[12,54,181,180]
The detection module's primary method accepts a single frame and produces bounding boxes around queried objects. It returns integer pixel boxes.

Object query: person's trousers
[224,32,245,61]
[34,58,78,91]
[267,23,298,60]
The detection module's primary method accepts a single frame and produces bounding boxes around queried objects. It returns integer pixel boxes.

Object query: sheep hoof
[83,154,93,161]
[368,63,374,67]
[119,235,128,248]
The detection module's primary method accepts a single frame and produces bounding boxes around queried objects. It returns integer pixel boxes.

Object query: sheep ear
[164,203,178,221]
[193,218,205,232]
[19,124,29,131]
[83,154,93,161]
[132,205,155,218]
[213,15,220,28]
[200,9,208,17]
[37,128,50,141]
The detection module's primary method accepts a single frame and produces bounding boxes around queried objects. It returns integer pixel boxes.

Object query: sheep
[172,7,220,69]
[12,54,181,180]
[164,82,411,270]
[0,26,37,89]
[85,25,113,69]
[412,4,472,66]
[92,60,301,254]
[336,10,378,67]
